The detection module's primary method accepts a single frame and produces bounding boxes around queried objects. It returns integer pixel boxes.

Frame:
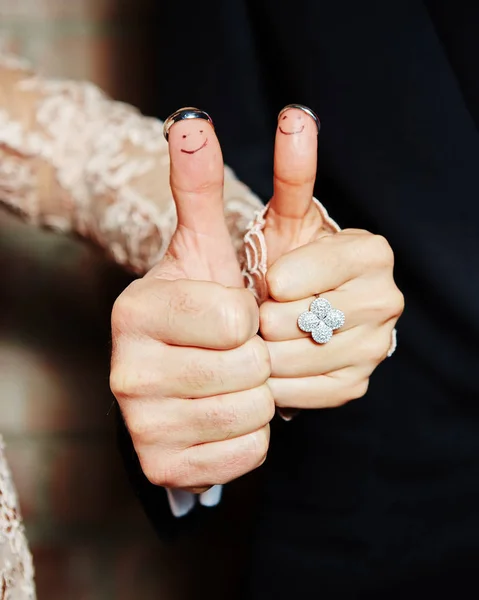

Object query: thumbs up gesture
[111,105,404,491]
[111,110,273,491]
[250,105,404,410]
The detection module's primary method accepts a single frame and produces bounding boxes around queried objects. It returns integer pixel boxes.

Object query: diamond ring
[297,297,345,344]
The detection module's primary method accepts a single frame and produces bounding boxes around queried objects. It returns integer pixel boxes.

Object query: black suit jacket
[120,1,479,596]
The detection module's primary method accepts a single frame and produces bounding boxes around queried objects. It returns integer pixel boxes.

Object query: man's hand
[110,113,273,492]
[258,106,404,409]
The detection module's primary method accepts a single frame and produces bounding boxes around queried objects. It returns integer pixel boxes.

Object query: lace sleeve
[0,436,35,599]
[0,52,263,275]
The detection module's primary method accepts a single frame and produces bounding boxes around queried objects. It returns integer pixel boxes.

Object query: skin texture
[110,106,404,491]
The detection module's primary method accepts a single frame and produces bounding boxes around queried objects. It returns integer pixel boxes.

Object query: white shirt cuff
[166,485,223,517]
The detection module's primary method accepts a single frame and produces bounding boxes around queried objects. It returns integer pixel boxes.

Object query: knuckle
[249,426,271,464]
[110,364,155,401]
[109,366,131,401]
[391,289,405,318]
[220,428,270,482]
[256,385,276,424]
[259,301,277,340]
[326,384,354,408]
[349,378,370,401]
[127,417,151,443]
[361,335,388,364]
[330,378,370,408]
[156,464,183,489]
[144,455,193,489]
[218,289,258,348]
[369,235,395,268]
[265,267,282,299]
[200,426,271,486]
[121,411,146,441]
[374,285,405,321]
[245,336,272,384]
[137,450,172,487]
[127,411,171,445]
[341,228,369,236]
[111,284,139,335]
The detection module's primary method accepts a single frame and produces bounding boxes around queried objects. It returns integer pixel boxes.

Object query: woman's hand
[257,106,404,409]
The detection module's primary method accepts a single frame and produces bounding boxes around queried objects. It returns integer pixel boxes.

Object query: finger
[184,424,270,486]
[270,104,320,220]
[267,231,389,301]
[165,108,241,286]
[125,385,275,448]
[141,425,270,488]
[266,325,392,378]
[166,108,226,238]
[260,273,396,341]
[268,368,369,410]
[116,335,271,399]
[187,385,275,444]
[113,278,258,350]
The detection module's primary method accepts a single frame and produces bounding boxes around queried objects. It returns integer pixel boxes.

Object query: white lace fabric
[0,437,35,600]
[0,51,262,274]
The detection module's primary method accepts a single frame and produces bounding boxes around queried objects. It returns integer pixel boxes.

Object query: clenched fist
[245,106,404,409]
[110,112,273,492]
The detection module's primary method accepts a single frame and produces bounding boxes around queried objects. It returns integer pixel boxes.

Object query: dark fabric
[120,0,479,596]
[116,406,218,540]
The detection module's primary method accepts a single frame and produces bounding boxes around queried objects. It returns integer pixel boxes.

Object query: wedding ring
[297,297,345,344]
[163,107,214,141]
[278,104,321,132]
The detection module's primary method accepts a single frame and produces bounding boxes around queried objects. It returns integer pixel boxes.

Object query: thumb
[167,107,226,237]
[164,108,242,286]
[270,104,320,220]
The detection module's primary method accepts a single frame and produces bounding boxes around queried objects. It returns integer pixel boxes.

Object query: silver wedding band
[163,107,214,141]
[278,104,321,132]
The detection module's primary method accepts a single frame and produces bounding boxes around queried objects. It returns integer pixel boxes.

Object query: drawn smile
[279,125,305,135]
[180,138,208,154]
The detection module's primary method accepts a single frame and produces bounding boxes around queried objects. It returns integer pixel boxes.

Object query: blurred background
[0,1,254,598]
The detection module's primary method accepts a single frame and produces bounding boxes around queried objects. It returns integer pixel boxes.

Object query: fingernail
[277,104,320,134]
[163,107,214,141]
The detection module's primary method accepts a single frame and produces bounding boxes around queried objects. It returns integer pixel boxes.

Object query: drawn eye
[200,130,204,133]
[182,135,187,139]
[282,115,288,120]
